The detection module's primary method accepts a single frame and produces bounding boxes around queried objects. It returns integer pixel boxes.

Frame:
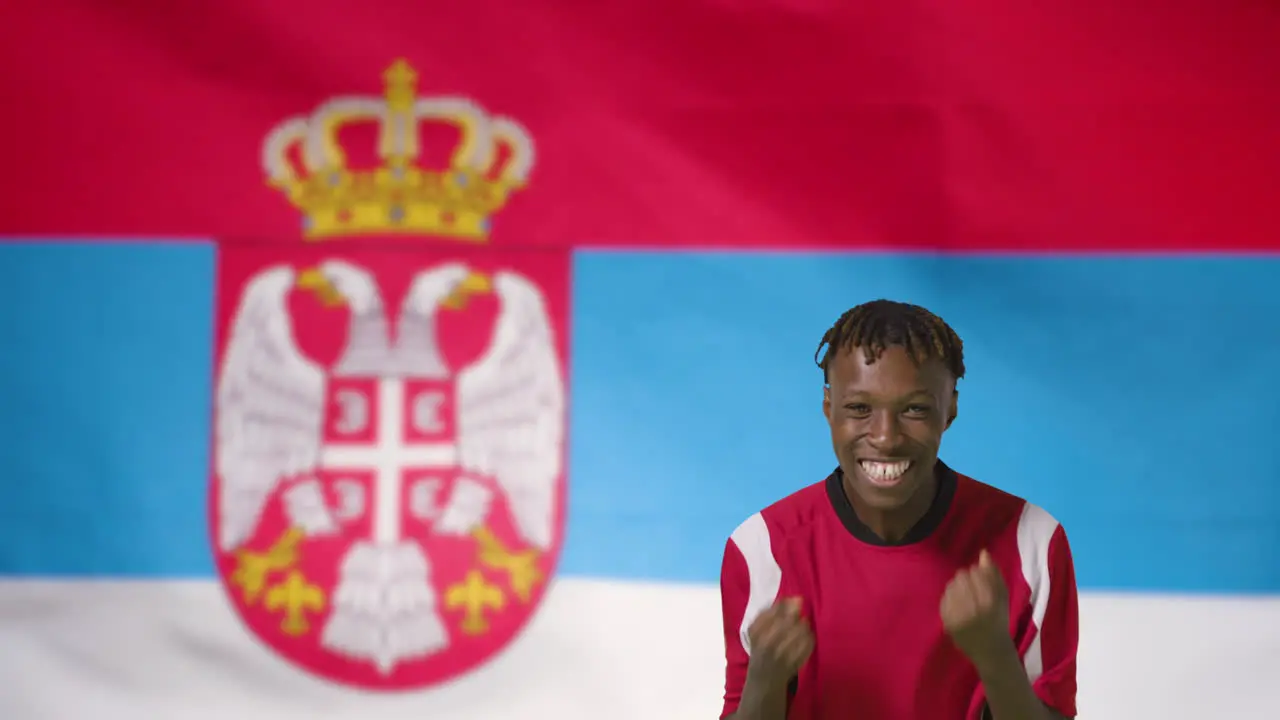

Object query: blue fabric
[3,242,1277,593]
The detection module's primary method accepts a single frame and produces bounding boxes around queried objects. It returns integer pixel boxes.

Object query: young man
[719,300,1078,720]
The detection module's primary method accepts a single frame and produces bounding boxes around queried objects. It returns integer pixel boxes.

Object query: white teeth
[860,460,911,481]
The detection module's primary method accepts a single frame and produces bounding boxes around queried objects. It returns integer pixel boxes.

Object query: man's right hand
[745,597,814,689]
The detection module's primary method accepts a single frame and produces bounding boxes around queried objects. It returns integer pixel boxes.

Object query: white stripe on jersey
[729,512,783,655]
[1016,502,1061,683]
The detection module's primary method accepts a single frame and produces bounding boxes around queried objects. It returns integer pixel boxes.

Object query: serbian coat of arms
[208,60,570,690]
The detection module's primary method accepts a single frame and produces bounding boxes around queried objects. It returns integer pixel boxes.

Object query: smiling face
[822,344,958,522]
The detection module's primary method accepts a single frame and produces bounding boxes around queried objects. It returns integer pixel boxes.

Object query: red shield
[210,242,570,690]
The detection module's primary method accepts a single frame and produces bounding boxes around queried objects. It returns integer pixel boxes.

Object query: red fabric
[719,539,754,718]
[2,0,1279,251]
[1029,527,1080,717]
[718,474,1078,719]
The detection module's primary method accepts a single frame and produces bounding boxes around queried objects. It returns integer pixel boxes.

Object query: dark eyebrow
[842,389,936,401]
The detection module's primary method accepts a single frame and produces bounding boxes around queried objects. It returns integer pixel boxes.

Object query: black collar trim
[825,460,958,546]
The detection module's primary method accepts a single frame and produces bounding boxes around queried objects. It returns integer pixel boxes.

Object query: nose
[867,409,902,449]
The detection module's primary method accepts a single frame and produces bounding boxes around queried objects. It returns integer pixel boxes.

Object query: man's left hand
[940,549,1013,666]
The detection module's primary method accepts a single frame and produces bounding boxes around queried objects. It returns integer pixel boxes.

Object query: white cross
[320,378,456,544]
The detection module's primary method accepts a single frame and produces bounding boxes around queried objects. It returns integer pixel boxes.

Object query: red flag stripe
[1,0,1278,251]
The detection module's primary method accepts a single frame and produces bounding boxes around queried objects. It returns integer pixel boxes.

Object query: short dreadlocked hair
[814,299,965,384]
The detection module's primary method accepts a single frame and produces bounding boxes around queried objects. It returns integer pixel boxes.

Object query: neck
[843,468,939,544]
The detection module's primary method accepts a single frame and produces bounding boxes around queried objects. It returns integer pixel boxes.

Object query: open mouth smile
[858,459,912,487]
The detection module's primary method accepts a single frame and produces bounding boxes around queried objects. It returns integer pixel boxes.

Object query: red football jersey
[719,463,1078,719]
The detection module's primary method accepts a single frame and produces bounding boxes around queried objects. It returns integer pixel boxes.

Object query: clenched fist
[745,597,814,689]
[940,550,1012,664]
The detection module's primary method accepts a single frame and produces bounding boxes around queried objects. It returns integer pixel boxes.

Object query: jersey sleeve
[1027,524,1079,717]
[719,538,751,720]
[719,512,784,720]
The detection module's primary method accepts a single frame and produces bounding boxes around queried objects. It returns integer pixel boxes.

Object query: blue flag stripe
[1,242,1277,593]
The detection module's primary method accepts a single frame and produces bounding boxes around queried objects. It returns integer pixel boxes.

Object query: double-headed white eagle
[214,259,565,554]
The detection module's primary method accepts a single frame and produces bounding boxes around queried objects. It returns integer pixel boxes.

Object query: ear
[945,390,958,429]
[822,385,832,421]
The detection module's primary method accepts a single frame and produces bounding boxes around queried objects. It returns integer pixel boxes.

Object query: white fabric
[728,512,783,655]
[0,580,1275,720]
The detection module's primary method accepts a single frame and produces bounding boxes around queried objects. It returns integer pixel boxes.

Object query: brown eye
[904,404,931,417]
[845,403,871,417]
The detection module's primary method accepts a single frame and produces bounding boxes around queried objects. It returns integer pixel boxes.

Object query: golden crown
[262,59,534,242]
